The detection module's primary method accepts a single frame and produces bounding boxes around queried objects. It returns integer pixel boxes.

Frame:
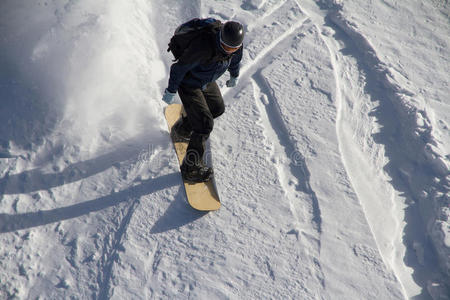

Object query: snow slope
[0,0,448,299]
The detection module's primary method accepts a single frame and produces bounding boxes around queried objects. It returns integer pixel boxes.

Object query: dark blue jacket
[167,32,243,93]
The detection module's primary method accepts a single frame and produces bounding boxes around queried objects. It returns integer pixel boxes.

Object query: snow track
[305,5,410,295]
[298,1,450,297]
[251,75,322,236]
[97,198,139,300]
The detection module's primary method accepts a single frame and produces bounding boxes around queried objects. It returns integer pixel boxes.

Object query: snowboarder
[162,19,244,182]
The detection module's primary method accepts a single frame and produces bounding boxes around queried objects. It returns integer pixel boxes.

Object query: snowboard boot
[180,160,214,183]
[171,116,192,141]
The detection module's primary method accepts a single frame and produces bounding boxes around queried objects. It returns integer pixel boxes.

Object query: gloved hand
[226,76,238,88]
[162,89,176,104]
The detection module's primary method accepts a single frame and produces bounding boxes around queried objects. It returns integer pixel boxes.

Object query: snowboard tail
[164,104,220,211]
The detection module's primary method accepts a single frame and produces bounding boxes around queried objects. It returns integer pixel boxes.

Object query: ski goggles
[219,36,241,54]
[221,42,240,54]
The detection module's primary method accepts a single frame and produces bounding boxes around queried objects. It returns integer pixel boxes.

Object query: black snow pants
[178,81,225,166]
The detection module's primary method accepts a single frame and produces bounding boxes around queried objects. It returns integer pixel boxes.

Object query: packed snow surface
[0,0,449,299]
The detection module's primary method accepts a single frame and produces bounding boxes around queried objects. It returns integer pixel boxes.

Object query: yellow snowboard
[164,104,220,211]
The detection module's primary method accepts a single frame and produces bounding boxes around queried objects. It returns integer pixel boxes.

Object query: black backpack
[167,18,222,61]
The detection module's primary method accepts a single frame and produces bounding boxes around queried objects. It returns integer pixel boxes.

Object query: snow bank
[0,0,165,155]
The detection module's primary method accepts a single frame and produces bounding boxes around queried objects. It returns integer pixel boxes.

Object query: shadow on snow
[0,134,164,195]
[0,173,182,233]
[150,187,208,234]
[0,59,59,152]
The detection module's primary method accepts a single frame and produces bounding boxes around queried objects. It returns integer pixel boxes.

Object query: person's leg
[178,85,214,168]
[171,106,192,140]
[202,82,225,119]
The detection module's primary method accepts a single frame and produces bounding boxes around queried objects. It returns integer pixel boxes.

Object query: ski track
[224,2,324,238]
[97,198,139,300]
[297,0,408,295]
[251,75,325,287]
[231,18,309,86]
[251,73,322,235]
[298,0,449,296]
[240,0,409,296]
[313,12,405,294]
[227,0,323,254]
[256,0,288,20]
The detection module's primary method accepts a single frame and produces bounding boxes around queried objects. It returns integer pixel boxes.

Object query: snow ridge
[307,7,409,295]
[310,0,450,294]
[331,5,449,283]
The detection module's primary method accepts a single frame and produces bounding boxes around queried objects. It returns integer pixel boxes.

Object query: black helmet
[220,21,244,48]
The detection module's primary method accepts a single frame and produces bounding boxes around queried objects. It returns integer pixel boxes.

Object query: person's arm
[227,46,243,78]
[167,38,208,93]
[167,62,197,93]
